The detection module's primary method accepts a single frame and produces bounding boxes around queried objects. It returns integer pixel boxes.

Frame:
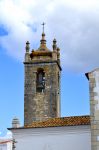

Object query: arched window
[36,69,45,92]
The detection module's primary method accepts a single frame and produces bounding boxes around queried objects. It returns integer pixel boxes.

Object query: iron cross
[42,22,46,33]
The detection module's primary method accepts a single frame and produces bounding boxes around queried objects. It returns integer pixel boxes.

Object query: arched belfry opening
[36,68,45,93]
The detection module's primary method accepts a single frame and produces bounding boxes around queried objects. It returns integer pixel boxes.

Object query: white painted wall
[7,142,12,150]
[11,125,91,150]
[0,143,7,150]
[0,141,12,150]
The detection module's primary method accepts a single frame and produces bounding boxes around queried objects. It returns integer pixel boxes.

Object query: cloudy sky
[0,0,99,135]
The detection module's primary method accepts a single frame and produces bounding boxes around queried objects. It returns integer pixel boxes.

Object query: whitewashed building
[9,116,91,150]
[0,139,12,150]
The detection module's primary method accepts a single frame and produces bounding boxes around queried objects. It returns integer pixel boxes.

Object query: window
[36,69,45,92]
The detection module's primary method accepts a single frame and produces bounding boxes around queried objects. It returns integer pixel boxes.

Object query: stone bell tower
[24,25,62,125]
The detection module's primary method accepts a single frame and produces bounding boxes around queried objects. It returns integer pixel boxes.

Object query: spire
[38,22,48,51]
[41,22,46,33]
[40,22,46,45]
[40,32,46,45]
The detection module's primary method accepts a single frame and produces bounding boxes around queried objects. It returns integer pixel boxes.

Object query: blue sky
[0,0,99,136]
[0,50,89,133]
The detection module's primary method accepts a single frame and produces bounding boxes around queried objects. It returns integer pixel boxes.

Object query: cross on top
[41,22,46,33]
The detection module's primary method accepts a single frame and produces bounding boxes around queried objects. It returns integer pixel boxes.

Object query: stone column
[87,69,99,150]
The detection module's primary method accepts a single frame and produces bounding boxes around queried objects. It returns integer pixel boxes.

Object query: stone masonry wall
[89,69,99,150]
[24,62,61,125]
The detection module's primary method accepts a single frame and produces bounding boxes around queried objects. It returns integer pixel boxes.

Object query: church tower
[24,24,62,125]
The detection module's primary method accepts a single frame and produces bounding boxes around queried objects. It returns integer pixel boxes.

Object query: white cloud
[6,130,12,138]
[0,130,12,139]
[0,0,99,72]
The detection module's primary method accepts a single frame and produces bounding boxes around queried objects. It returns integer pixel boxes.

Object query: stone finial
[57,47,60,52]
[25,41,30,53]
[12,117,20,128]
[53,38,57,51]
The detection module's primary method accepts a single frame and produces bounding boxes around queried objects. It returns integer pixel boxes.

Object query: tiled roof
[30,51,52,58]
[25,115,90,128]
[0,140,12,144]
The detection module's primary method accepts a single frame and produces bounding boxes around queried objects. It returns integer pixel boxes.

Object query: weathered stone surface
[24,36,61,125]
[88,69,99,150]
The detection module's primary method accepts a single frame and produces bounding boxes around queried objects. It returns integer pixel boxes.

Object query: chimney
[12,117,20,128]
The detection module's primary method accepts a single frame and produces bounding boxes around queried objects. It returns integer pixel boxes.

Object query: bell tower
[24,25,62,125]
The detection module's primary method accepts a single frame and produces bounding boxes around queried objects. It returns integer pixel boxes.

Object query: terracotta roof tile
[30,51,52,59]
[0,140,12,144]
[24,115,90,128]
